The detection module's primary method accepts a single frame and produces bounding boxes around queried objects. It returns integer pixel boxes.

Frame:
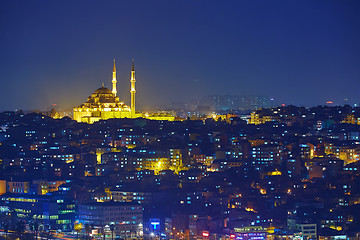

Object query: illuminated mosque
[73,60,175,123]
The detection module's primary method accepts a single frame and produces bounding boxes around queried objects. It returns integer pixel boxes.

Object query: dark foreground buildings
[1,105,360,239]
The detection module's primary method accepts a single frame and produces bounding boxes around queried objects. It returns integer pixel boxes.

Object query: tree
[110,224,115,240]
[74,222,83,240]
[34,222,39,239]
[85,224,92,239]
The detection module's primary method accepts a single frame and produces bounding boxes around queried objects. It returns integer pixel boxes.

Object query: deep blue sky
[1,1,360,111]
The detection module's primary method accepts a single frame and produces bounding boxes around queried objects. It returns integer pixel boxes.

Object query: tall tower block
[130,59,136,117]
[112,59,117,96]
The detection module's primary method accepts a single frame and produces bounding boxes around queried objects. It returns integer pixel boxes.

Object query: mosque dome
[94,86,112,95]
[85,85,119,104]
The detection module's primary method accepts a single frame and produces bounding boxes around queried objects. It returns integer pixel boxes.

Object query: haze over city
[1,1,360,111]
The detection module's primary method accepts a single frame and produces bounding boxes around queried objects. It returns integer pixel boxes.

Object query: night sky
[1,1,360,111]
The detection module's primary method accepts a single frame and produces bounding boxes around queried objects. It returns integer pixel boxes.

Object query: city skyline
[0,1,360,111]
[2,2,360,239]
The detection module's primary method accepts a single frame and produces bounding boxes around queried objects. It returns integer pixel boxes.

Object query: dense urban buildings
[1,105,360,239]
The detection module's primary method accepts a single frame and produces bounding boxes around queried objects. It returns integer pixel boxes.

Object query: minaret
[130,59,136,117]
[112,59,117,96]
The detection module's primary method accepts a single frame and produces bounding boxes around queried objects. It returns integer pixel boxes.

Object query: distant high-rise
[199,95,273,111]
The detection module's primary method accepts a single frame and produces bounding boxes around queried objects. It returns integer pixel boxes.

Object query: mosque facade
[73,60,175,123]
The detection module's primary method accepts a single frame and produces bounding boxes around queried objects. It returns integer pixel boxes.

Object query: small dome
[94,87,112,94]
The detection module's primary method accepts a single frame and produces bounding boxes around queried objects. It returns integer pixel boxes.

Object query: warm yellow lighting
[96,152,102,164]
[267,169,282,176]
[245,207,257,213]
[74,222,83,234]
[73,60,175,123]
[310,149,314,158]
[112,59,117,96]
[266,226,275,234]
